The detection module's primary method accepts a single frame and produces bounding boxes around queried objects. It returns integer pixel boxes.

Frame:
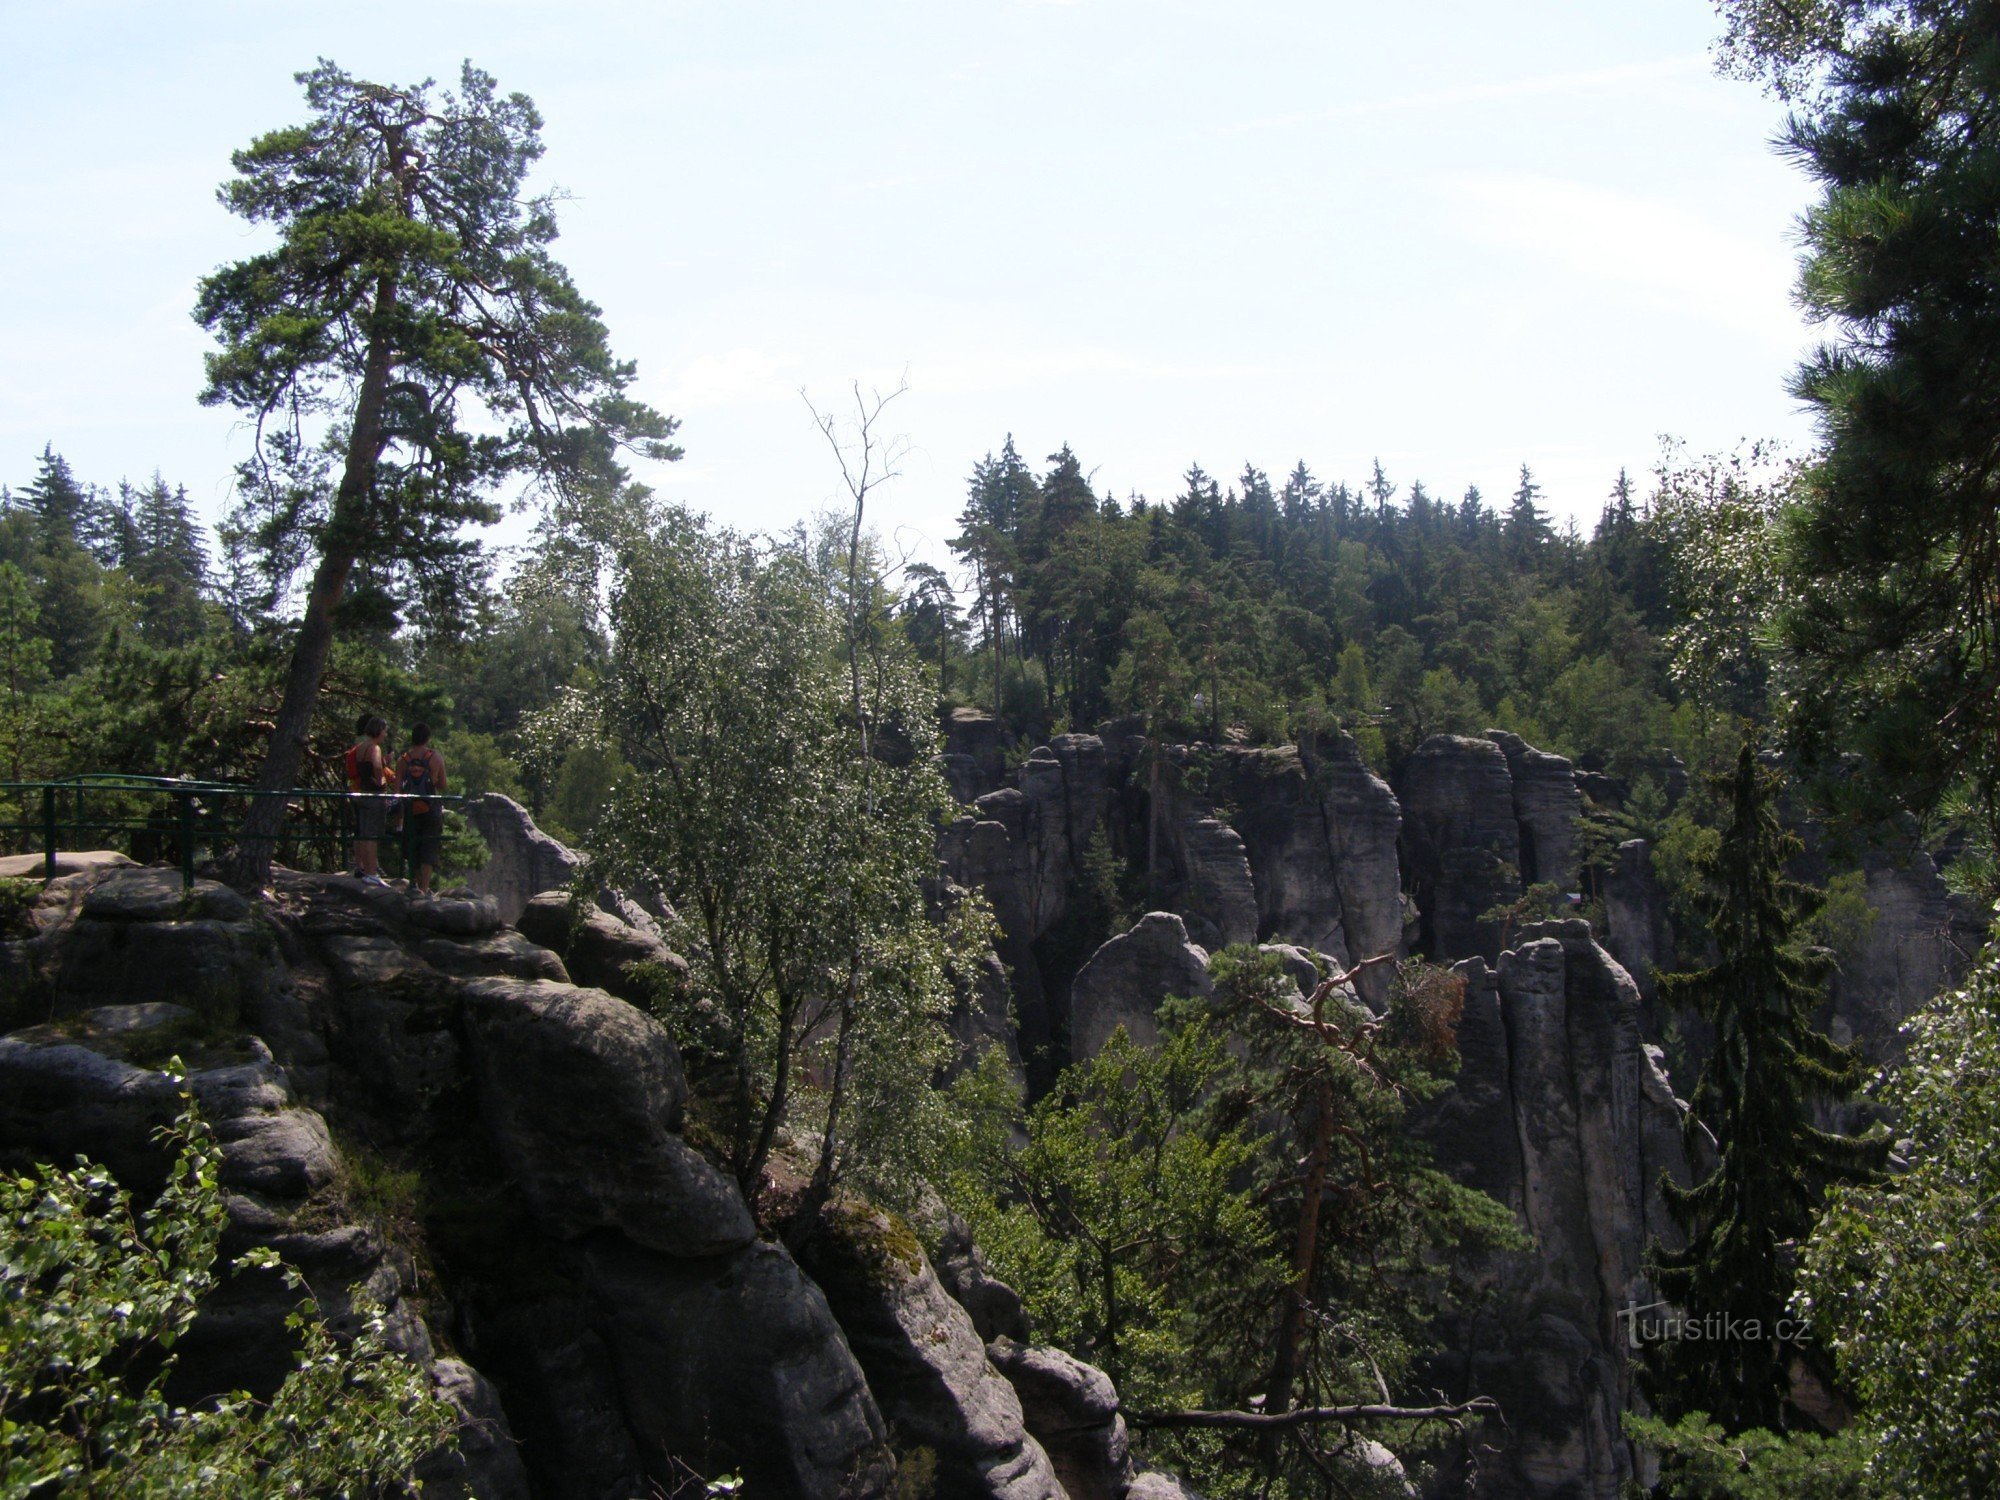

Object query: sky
[0,1,1823,575]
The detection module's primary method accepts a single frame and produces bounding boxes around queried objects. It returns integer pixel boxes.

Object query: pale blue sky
[0,1,1819,569]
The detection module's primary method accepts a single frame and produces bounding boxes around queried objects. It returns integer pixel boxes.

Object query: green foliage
[1478,881,1570,948]
[929,438,1695,773]
[1794,911,2000,1497]
[945,953,1519,1496]
[1648,741,1888,1432]
[1805,869,1877,973]
[942,1023,1284,1413]
[198,60,679,640]
[565,504,976,1209]
[1710,0,2000,838]
[1625,1411,1880,1498]
[0,1078,454,1497]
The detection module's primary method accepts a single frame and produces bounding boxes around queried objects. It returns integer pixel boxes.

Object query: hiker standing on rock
[345,714,391,884]
[397,724,448,895]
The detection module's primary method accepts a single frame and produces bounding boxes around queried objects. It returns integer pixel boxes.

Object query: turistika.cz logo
[1618,1300,1809,1350]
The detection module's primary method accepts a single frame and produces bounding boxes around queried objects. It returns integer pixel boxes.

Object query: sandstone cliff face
[1417,922,1692,1500]
[1397,735,1526,963]
[938,726,1404,1060]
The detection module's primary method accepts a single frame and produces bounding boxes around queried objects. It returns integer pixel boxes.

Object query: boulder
[802,1204,1065,1500]
[1068,913,1211,1060]
[459,794,585,926]
[416,930,570,984]
[458,976,752,1257]
[419,1359,534,1500]
[986,1338,1132,1500]
[1170,815,1259,949]
[0,849,135,880]
[81,867,251,923]
[404,893,503,938]
[932,1209,1031,1344]
[1126,1474,1204,1500]
[517,890,687,1007]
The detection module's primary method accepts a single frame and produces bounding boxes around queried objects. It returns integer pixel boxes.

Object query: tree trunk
[1263,1073,1334,1466]
[228,276,398,889]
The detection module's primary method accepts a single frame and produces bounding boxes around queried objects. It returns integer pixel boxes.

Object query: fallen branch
[1129,1397,1498,1432]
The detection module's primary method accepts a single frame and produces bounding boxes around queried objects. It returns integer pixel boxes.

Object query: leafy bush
[1794,911,2000,1497]
[0,1074,454,1496]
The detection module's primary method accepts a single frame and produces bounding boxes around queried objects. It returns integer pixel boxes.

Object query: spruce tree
[1650,739,1887,1432]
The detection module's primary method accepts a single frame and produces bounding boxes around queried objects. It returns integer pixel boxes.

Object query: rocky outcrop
[516,889,688,1008]
[939,734,1112,1072]
[1198,735,1405,1006]
[1599,839,1673,1003]
[460,794,586,926]
[1069,913,1212,1059]
[803,1204,1066,1500]
[1417,921,1692,1500]
[0,861,893,1500]
[1168,815,1259,950]
[946,707,1013,804]
[1487,731,1581,892]
[1822,832,1977,1061]
[987,1339,1132,1500]
[1399,736,1523,962]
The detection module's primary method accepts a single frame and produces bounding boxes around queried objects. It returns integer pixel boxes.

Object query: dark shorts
[354,794,390,841]
[410,807,445,868]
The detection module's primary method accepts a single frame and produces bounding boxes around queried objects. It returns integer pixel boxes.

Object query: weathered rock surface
[517,889,688,1007]
[460,794,586,926]
[460,976,753,1258]
[933,1209,1031,1344]
[1167,815,1259,950]
[0,848,136,879]
[577,1236,892,1498]
[1487,731,1582,892]
[1069,912,1212,1059]
[1417,922,1692,1500]
[803,1204,1065,1500]
[1199,735,1405,1006]
[987,1338,1132,1500]
[1398,735,1522,963]
[0,861,891,1500]
[1599,838,1672,1003]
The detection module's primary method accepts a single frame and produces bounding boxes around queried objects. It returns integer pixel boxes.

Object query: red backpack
[344,744,382,793]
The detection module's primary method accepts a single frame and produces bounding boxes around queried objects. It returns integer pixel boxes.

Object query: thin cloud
[1224,54,1708,136]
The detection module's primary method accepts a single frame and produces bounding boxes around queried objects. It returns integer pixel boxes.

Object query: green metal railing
[0,774,464,889]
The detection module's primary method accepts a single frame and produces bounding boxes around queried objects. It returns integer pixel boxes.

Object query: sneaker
[362,872,391,888]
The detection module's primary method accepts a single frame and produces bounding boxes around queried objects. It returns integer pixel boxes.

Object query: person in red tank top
[346,714,391,883]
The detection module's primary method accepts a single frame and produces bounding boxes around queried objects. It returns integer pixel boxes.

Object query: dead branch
[1128,1396,1498,1431]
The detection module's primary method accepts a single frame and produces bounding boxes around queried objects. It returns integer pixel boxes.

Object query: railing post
[177,791,196,891]
[41,785,55,883]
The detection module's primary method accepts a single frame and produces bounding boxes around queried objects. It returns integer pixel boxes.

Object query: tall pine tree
[1650,738,1887,1431]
